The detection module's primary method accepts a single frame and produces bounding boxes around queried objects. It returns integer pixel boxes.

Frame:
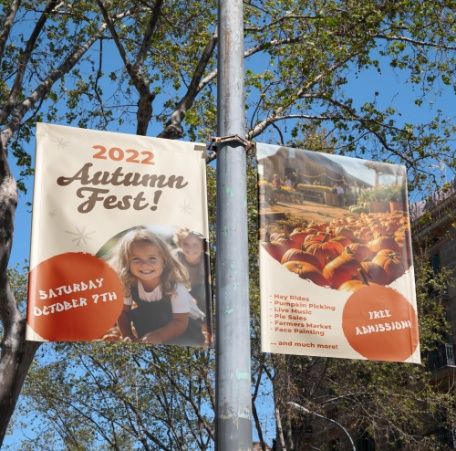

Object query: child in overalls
[111,227,205,345]
[173,228,212,344]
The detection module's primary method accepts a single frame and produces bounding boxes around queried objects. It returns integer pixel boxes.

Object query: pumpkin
[354,226,373,243]
[285,261,329,286]
[322,255,361,288]
[276,237,294,251]
[382,221,398,236]
[304,232,328,243]
[281,249,322,269]
[303,237,345,268]
[269,232,284,241]
[262,237,294,262]
[313,222,328,232]
[305,227,321,235]
[335,227,356,241]
[283,260,308,274]
[289,230,310,248]
[102,327,122,341]
[262,242,283,261]
[372,249,405,283]
[338,279,381,292]
[367,236,400,253]
[370,224,387,238]
[331,235,352,247]
[360,261,389,285]
[394,227,411,247]
[343,243,375,262]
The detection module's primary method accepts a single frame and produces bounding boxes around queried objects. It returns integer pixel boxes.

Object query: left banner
[27,123,211,346]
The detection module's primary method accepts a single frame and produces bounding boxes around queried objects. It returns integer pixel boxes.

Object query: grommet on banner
[193,143,209,160]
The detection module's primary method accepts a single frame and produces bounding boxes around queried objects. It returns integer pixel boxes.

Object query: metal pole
[216,0,252,449]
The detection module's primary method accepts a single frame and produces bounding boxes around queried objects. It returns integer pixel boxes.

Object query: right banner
[257,143,420,363]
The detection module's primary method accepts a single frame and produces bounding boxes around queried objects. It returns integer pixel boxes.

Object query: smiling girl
[110,227,205,345]
[172,228,210,310]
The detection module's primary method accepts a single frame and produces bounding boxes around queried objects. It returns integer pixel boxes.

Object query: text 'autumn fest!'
[57,159,189,213]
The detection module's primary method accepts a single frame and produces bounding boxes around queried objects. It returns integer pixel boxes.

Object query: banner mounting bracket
[207,135,254,153]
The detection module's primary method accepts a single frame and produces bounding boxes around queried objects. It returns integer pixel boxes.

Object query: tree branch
[96,0,149,94]
[158,33,217,138]
[6,0,60,112]
[94,38,109,128]
[158,34,308,138]
[321,96,417,166]
[196,35,307,95]
[274,405,288,451]
[4,20,107,138]
[149,352,216,441]
[244,36,303,58]
[252,363,268,451]
[0,0,21,65]
[254,113,334,131]
[96,0,132,72]
[49,391,118,448]
[247,49,360,139]
[375,33,456,51]
[97,0,155,135]
[0,308,40,444]
[71,355,150,449]
[134,0,164,70]
[288,402,356,451]
[245,13,323,33]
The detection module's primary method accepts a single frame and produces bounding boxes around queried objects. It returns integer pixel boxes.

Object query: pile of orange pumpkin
[262,211,412,292]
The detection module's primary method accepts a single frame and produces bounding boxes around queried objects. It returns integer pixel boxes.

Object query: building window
[445,343,455,367]
[431,253,441,273]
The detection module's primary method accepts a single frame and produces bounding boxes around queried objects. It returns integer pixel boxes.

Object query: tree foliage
[18,344,215,450]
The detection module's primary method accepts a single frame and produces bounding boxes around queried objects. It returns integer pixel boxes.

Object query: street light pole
[216,0,252,449]
[288,402,356,451]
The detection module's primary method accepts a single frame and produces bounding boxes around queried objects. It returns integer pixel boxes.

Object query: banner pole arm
[215,0,252,448]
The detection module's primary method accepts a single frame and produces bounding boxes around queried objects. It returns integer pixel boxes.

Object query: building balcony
[428,343,455,370]
[427,343,456,391]
[411,180,456,239]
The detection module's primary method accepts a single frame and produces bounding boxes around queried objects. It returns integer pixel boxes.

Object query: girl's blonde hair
[110,227,189,296]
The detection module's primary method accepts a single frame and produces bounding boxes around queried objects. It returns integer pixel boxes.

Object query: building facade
[412,181,456,376]
[412,180,456,448]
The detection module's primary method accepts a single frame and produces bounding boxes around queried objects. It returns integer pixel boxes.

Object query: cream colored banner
[27,123,211,346]
[257,143,420,363]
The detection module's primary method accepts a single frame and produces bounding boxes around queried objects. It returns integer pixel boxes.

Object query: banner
[257,143,419,363]
[27,123,211,346]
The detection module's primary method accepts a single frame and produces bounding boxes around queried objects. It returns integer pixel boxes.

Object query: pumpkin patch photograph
[257,144,420,363]
[262,210,411,289]
[258,145,413,291]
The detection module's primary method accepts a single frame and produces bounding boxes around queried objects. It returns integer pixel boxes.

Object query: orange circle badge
[27,252,124,341]
[342,285,419,362]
